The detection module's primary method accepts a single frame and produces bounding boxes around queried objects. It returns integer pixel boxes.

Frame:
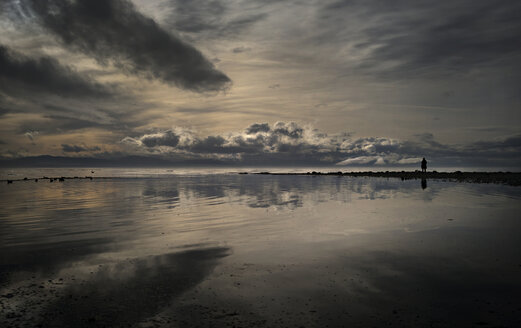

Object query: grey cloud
[272,122,304,139]
[26,0,230,92]
[187,135,264,154]
[175,107,221,114]
[336,156,388,166]
[122,122,331,157]
[17,115,103,135]
[62,144,101,153]
[0,108,10,117]
[340,137,401,155]
[122,122,351,164]
[168,0,226,33]
[0,0,33,21]
[469,134,521,151]
[166,0,266,40]
[0,44,111,98]
[24,130,39,141]
[122,122,521,167]
[320,0,521,77]
[140,130,181,148]
[459,134,521,164]
[222,13,266,36]
[232,46,251,53]
[15,110,143,136]
[337,133,521,167]
[190,135,226,152]
[246,123,270,134]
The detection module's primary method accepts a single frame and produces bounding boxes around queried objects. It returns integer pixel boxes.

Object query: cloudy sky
[0,0,520,167]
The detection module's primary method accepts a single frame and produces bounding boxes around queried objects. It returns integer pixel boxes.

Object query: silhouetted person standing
[421,158,427,173]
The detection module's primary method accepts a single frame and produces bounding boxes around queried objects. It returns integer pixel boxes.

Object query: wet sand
[1,175,520,327]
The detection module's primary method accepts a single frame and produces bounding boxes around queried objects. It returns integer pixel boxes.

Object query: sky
[0,0,520,167]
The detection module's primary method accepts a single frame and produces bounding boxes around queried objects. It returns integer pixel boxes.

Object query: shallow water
[1,174,520,327]
[2,165,519,180]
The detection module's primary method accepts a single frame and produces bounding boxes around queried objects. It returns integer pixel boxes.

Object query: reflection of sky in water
[0,175,520,327]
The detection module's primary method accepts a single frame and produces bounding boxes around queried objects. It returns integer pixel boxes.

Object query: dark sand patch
[1,247,229,328]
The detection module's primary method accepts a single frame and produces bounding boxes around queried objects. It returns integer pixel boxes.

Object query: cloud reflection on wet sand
[1,175,520,327]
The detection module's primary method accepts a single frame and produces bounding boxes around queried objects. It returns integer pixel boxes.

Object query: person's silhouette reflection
[421,178,427,190]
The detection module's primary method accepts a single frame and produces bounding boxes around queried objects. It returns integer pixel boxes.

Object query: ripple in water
[0,174,520,327]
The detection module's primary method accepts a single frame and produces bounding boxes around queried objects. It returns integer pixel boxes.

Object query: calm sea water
[1,171,520,327]
[1,166,520,180]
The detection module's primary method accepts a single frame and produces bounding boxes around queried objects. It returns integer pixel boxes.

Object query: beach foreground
[1,174,521,327]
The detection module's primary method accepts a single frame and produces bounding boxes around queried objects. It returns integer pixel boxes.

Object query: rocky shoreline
[3,171,521,186]
[253,171,521,186]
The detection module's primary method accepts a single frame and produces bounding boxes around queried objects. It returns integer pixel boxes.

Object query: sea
[1,167,520,327]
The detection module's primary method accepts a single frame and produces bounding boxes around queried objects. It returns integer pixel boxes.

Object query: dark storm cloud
[166,0,266,39]
[0,44,110,98]
[62,144,101,153]
[26,0,230,92]
[321,0,521,77]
